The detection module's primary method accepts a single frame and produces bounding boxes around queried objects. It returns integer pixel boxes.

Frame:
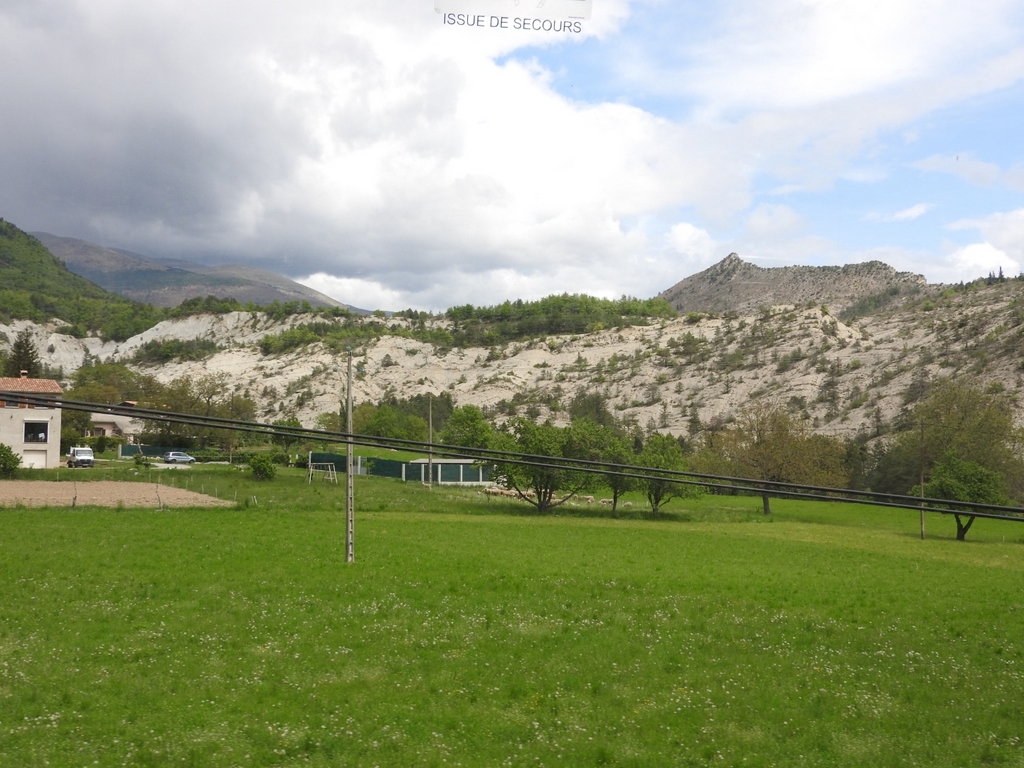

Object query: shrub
[248,453,277,480]
[0,443,21,474]
[189,448,230,463]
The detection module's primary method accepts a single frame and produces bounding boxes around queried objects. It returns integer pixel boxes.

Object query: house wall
[0,402,62,469]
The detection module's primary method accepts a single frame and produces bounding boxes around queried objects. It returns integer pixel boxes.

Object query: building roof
[0,377,63,395]
[90,412,141,434]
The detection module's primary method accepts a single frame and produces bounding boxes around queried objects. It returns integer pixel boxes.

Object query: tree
[868,379,1023,499]
[5,328,41,377]
[715,401,848,514]
[0,443,20,474]
[352,402,377,434]
[600,432,637,511]
[440,404,493,449]
[913,453,1011,541]
[567,391,617,429]
[136,373,255,450]
[490,418,594,513]
[637,433,700,515]
[315,411,341,434]
[218,392,257,459]
[385,392,454,435]
[364,404,427,441]
[564,417,636,511]
[60,408,93,453]
[271,416,303,449]
[66,363,162,404]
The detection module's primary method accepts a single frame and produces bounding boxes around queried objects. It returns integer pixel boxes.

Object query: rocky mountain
[32,232,353,311]
[5,274,1024,441]
[659,254,932,315]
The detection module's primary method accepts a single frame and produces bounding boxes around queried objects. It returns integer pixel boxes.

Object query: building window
[24,423,48,443]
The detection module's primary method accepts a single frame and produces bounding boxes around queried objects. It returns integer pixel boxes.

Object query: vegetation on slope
[255,295,677,357]
[0,219,349,346]
[0,219,162,341]
[446,294,676,346]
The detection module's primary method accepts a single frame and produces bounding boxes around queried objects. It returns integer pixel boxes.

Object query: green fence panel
[367,458,405,479]
[310,452,347,466]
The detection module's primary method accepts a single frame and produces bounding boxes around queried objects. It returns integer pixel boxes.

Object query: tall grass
[1,469,1022,766]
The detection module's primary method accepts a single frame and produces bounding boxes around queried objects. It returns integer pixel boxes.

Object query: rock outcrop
[659,254,930,315]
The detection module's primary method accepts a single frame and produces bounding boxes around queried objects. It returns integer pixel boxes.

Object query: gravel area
[0,481,233,508]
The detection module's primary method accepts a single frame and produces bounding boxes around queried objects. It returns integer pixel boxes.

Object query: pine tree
[5,329,42,377]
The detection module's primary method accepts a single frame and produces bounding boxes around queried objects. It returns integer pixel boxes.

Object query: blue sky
[505,0,1024,275]
[1,0,1022,310]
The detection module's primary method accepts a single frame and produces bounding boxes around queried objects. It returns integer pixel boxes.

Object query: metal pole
[346,348,354,562]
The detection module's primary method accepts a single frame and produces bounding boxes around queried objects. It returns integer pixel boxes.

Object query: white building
[89,401,142,442]
[0,373,64,469]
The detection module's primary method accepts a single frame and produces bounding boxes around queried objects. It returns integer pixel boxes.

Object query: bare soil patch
[0,481,232,508]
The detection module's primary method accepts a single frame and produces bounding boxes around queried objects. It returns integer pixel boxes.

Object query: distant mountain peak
[659,255,929,315]
[32,232,354,311]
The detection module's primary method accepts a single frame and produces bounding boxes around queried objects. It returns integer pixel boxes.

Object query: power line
[5,390,1024,524]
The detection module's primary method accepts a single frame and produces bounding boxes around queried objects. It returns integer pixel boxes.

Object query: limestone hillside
[4,277,1024,441]
[659,254,933,315]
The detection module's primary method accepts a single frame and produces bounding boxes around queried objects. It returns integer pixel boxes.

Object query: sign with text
[435,0,591,21]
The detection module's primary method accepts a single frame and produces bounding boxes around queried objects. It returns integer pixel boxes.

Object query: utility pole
[919,417,926,541]
[427,392,433,488]
[346,347,355,562]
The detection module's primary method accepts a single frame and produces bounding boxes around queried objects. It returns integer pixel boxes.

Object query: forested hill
[0,219,163,341]
[445,295,675,346]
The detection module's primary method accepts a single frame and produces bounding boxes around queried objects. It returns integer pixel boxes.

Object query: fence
[309,452,493,485]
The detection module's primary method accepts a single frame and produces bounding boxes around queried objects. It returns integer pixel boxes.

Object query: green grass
[1,469,1023,766]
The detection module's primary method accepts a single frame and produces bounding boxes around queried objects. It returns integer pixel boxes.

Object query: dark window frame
[24,422,49,443]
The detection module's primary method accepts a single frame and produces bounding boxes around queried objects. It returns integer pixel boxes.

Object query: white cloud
[680,0,1023,111]
[890,203,932,221]
[864,202,933,222]
[0,0,1022,310]
[940,242,1020,281]
[744,204,805,239]
[912,153,1003,186]
[302,252,686,312]
[297,274,408,313]
[949,208,1024,262]
[667,222,718,260]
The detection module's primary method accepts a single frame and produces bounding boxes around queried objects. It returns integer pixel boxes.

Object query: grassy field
[1,466,1023,766]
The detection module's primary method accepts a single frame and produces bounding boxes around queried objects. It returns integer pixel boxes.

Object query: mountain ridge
[659,253,932,315]
[4,273,1023,445]
[33,232,355,311]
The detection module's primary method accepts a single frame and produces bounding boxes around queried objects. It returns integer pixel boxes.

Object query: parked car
[67,446,95,468]
[162,451,196,464]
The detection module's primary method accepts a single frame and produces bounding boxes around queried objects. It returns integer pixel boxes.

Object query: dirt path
[0,481,232,508]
